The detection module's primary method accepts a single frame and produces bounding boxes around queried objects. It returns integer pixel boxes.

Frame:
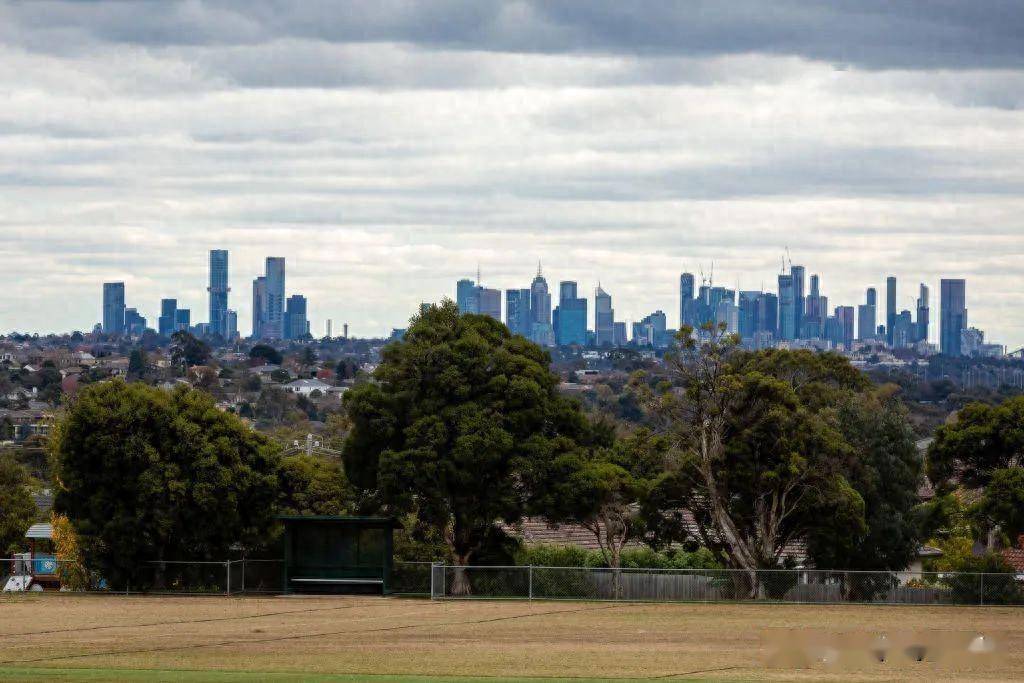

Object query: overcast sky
[2,1,1023,347]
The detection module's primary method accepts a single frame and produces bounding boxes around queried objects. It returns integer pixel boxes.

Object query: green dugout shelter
[280,516,399,594]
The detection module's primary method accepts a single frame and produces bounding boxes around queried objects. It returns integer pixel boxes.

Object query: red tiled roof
[1002,548,1024,573]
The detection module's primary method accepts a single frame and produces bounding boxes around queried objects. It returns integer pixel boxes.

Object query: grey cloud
[5,1,1024,70]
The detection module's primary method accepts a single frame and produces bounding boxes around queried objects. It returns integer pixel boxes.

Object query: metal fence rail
[2,557,433,596]
[429,565,1024,606]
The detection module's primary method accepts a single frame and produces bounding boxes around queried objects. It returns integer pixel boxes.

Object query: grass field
[0,594,1021,682]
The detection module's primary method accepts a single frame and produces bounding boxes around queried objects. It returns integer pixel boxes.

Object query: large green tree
[928,396,1024,548]
[343,301,593,588]
[805,386,923,572]
[533,428,664,570]
[53,381,281,587]
[646,325,921,592]
[0,454,36,555]
[928,396,1024,490]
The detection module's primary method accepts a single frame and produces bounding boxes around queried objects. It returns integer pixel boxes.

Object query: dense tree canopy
[928,396,1024,547]
[169,331,211,368]
[54,381,281,586]
[928,396,1024,490]
[0,454,36,555]
[645,326,922,585]
[343,301,596,578]
[533,427,663,569]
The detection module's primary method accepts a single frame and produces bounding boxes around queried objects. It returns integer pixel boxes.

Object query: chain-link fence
[429,565,1024,606]
[2,557,432,596]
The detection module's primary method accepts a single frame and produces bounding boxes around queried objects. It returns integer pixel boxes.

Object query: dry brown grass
[0,593,1021,681]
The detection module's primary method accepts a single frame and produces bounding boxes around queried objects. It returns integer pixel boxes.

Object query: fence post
[528,565,533,600]
[980,573,984,606]
[241,559,246,594]
[225,560,231,596]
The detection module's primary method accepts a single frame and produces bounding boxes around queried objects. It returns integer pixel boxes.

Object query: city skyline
[87,247,1005,357]
[2,4,1023,346]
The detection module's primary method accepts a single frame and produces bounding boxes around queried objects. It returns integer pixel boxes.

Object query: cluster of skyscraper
[457,265,629,348]
[454,262,989,357]
[101,250,310,341]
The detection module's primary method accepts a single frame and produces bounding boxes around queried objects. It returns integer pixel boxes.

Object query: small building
[280,516,398,595]
[282,378,334,397]
[3,523,58,592]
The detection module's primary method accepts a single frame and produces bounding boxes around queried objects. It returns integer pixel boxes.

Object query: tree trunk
[450,552,472,597]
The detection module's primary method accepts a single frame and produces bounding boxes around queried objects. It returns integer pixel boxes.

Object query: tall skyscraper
[553,281,587,346]
[284,294,308,340]
[252,276,266,338]
[835,306,855,350]
[916,283,930,343]
[738,291,760,339]
[159,298,178,337]
[124,308,147,336]
[264,257,286,340]
[858,287,877,341]
[612,321,627,347]
[208,249,230,338]
[477,287,501,320]
[679,273,695,328]
[757,292,779,339]
[940,279,967,356]
[224,310,238,340]
[505,288,531,337]
[791,265,806,338]
[529,264,553,345]
[778,273,795,340]
[802,273,825,338]
[886,276,897,345]
[102,282,126,335]
[456,279,478,314]
[595,285,614,346]
[174,308,191,332]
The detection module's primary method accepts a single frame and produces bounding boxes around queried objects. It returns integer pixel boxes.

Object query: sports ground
[0,594,1020,682]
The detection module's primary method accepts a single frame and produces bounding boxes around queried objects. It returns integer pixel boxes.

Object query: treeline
[5,301,1021,590]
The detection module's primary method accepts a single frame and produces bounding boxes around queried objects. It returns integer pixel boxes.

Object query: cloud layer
[1,1,1022,347]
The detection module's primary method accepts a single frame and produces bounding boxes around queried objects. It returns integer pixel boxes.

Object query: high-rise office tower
[456,279,478,314]
[263,257,286,340]
[284,294,308,340]
[716,300,739,335]
[477,287,501,320]
[208,249,230,338]
[758,292,779,339]
[791,265,805,338]
[835,306,855,350]
[803,274,825,339]
[892,310,914,347]
[224,310,238,340]
[252,276,266,338]
[553,281,587,346]
[102,282,126,335]
[595,285,614,346]
[124,308,147,336]
[529,264,553,345]
[612,321,627,347]
[778,273,795,340]
[738,291,761,339]
[886,276,897,345]
[174,308,191,332]
[530,264,551,325]
[858,287,877,341]
[940,279,967,356]
[916,283,930,343]
[159,298,178,337]
[505,288,532,337]
[679,273,696,328]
